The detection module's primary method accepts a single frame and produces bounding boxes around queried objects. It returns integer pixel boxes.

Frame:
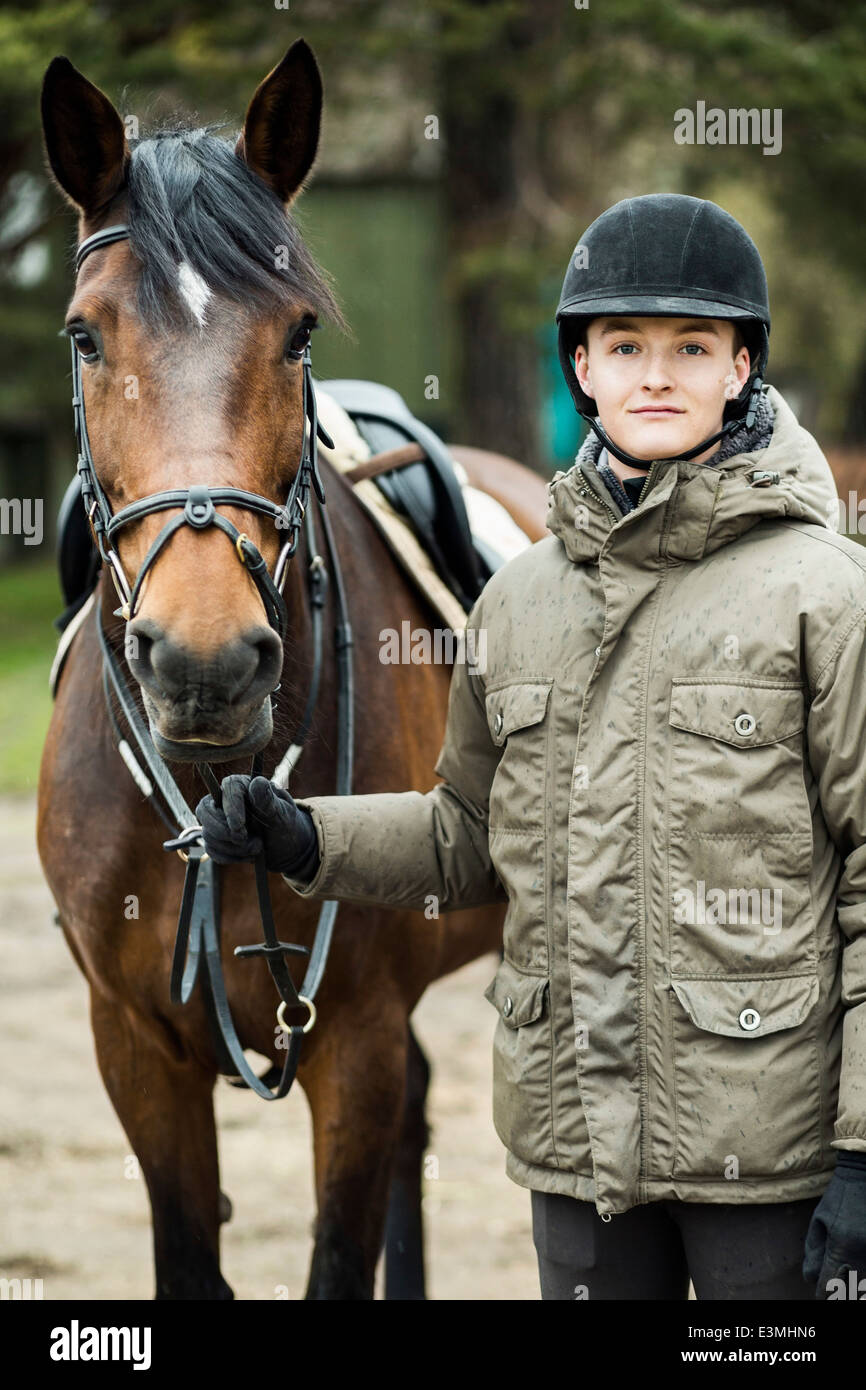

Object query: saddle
[55,378,495,631]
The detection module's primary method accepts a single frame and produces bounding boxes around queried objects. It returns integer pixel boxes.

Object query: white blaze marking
[177,261,211,325]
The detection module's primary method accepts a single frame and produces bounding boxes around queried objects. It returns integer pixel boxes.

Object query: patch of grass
[0,563,64,794]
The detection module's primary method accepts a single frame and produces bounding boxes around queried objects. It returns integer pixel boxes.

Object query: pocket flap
[484,957,548,1027]
[669,680,805,747]
[485,680,553,746]
[670,974,819,1038]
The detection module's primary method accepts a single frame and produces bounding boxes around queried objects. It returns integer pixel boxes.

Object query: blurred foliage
[2,0,866,777]
[1,0,865,450]
[0,561,60,792]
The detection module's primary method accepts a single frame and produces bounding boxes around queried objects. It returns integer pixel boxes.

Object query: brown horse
[37,44,548,1299]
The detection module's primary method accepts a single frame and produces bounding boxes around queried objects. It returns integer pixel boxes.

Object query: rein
[71,222,355,1100]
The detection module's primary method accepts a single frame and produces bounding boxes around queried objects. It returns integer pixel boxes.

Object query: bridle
[69,221,355,1100]
[72,222,334,634]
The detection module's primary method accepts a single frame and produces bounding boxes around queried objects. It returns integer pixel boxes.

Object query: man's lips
[630,406,685,415]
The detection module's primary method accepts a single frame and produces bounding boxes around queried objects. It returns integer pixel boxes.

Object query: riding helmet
[555,194,771,465]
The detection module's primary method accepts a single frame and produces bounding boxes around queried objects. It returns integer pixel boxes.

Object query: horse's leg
[90,987,232,1300]
[302,1007,410,1300]
[382,1023,430,1300]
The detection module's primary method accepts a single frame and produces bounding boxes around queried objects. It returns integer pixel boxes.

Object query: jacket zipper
[575,466,617,1219]
[577,474,618,527]
[575,457,666,1219]
[573,468,617,1221]
[578,459,664,531]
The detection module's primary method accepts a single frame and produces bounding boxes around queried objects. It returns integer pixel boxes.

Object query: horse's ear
[41,56,128,216]
[236,39,323,206]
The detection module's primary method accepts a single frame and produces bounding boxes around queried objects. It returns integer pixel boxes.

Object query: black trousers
[530,1190,819,1300]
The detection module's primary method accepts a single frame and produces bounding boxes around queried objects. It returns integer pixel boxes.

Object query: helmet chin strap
[579,376,764,473]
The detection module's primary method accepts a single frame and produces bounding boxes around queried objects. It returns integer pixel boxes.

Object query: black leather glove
[803,1149,866,1298]
[196,774,321,880]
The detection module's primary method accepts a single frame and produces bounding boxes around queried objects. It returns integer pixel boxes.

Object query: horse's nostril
[125,618,162,686]
[246,628,284,701]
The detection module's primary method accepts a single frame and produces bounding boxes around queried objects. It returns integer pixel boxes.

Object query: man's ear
[725,345,752,401]
[235,39,323,206]
[574,346,595,400]
[734,344,751,388]
[41,56,128,216]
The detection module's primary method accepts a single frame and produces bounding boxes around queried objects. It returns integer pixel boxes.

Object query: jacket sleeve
[807,604,866,1153]
[281,594,507,912]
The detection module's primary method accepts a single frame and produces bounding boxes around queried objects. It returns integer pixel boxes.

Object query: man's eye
[681,343,706,355]
[613,343,638,355]
[72,331,99,362]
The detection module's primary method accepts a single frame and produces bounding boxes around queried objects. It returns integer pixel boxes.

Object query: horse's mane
[124,124,345,332]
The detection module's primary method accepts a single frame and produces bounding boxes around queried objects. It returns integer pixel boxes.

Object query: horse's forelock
[123,127,344,331]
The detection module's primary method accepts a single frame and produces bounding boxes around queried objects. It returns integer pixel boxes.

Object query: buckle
[163,825,209,863]
[276,995,316,1035]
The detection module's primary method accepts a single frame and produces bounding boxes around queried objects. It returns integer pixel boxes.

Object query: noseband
[72,222,335,636]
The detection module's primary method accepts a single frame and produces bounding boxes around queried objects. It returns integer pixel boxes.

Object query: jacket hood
[546,385,839,565]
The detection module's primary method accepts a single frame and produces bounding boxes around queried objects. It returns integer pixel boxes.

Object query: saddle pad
[314,387,531,632]
[49,589,95,697]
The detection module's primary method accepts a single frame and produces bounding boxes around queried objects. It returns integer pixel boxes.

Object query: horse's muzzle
[125,617,282,759]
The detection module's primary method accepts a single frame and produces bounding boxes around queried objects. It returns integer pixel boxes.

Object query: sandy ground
[0,795,539,1301]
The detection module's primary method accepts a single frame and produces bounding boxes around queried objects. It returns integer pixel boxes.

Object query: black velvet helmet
[555,194,771,467]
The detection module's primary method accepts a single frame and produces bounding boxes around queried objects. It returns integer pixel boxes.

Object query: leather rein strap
[73,222,355,1100]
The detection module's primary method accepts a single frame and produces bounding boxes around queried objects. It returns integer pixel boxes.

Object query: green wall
[294,182,455,434]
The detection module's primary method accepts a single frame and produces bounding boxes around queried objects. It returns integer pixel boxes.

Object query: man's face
[574,316,752,467]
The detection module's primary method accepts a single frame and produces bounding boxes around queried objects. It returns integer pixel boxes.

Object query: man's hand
[196,774,321,879]
[803,1150,866,1298]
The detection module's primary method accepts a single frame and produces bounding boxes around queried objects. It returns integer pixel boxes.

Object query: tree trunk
[842,340,866,448]
[440,5,544,472]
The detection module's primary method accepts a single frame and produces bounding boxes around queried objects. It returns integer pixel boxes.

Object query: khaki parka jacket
[285,385,866,1216]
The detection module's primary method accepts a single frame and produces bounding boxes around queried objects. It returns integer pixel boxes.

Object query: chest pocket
[484,679,553,975]
[666,678,816,977]
[669,680,806,750]
[485,679,553,830]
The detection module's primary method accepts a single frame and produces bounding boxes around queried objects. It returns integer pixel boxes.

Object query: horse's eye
[286,323,316,359]
[73,331,99,363]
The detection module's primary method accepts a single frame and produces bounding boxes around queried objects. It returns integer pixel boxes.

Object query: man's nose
[639,350,679,391]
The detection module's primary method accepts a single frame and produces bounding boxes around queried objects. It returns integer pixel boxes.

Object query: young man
[199,195,866,1301]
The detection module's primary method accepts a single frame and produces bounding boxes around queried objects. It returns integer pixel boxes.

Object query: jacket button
[595,646,601,657]
[739,1007,761,1031]
[734,713,756,736]
[502,996,513,1017]
[494,711,504,736]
